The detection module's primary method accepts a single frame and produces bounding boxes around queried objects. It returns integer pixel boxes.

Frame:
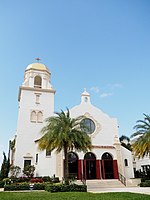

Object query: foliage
[9,139,16,150]
[10,165,21,178]
[0,192,150,200]
[42,176,51,182]
[131,114,150,158]
[38,109,92,184]
[33,183,46,190]
[30,178,44,183]
[45,183,87,193]
[4,182,46,191]
[4,183,30,191]
[119,135,131,151]
[16,177,30,183]
[0,152,10,179]
[140,180,150,187]
[22,165,35,177]
[119,135,130,143]
[0,180,5,188]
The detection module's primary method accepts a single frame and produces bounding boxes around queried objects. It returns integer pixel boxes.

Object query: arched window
[84,97,88,103]
[124,159,128,166]
[84,152,96,160]
[68,152,78,163]
[102,152,113,160]
[37,111,43,123]
[30,111,36,122]
[34,76,42,88]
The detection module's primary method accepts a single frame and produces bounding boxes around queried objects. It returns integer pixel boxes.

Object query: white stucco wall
[121,146,134,178]
[14,65,55,176]
[70,102,119,147]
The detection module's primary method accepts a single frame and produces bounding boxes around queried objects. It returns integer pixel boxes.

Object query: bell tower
[14,61,56,173]
[81,88,91,104]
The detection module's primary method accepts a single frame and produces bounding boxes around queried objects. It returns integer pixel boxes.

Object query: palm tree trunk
[64,144,69,185]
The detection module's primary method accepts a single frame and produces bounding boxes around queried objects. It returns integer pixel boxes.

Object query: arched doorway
[84,152,96,179]
[101,152,114,179]
[68,152,78,179]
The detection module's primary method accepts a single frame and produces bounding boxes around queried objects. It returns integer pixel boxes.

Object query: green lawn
[0,192,149,200]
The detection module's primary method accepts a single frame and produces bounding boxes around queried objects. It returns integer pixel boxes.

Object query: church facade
[11,62,134,180]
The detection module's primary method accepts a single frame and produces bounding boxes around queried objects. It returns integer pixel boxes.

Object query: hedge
[4,183,30,191]
[140,180,150,187]
[0,181,5,188]
[4,183,47,191]
[45,183,87,193]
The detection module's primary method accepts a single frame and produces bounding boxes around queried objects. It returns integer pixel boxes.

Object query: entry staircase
[86,179,125,191]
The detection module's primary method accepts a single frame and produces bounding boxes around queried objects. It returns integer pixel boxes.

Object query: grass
[0,192,149,200]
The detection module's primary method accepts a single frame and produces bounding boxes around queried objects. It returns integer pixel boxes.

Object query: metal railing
[118,172,126,186]
[80,173,86,185]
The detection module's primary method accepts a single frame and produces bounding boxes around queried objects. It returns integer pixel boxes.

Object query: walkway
[88,187,150,195]
[0,187,149,195]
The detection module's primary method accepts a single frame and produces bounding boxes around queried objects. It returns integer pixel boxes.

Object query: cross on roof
[35,58,41,62]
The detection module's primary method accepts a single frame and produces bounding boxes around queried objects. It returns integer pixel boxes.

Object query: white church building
[11,62,135,181]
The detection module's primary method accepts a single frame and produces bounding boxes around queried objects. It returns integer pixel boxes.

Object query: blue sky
[0,0,150,165]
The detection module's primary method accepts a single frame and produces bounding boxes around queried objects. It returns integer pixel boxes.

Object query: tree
[119,135,131,151]
[131,114,150,158]
[0,152,10,179]
[38,109,92,184]
[23,165,35,177]
[10,165,21,178]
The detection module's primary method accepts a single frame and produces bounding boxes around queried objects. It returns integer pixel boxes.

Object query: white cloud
[90,83,122,99]
[110,83,123,89]
[100,92,113,98]
[90,86,100,93]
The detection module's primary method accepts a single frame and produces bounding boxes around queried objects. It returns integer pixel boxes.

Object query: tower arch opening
[34,76,42,88]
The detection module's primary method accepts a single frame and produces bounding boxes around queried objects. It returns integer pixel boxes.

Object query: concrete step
[86,179,125,189]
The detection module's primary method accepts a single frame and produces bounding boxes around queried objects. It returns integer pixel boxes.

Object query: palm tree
[131,114,150,158]
[38,109,92,184]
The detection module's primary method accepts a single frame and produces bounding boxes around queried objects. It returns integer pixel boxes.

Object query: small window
[24,160,31,168]
[46,149,51,157]
[84,97,88,103]
[35,94,40,104]
[124,159,128,167]
[34,76,42,88]
[37,111,43,123]
[35,154,38,164]
[31,111,36,122]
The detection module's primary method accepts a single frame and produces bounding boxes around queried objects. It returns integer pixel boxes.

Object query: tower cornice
[18,86,56,101]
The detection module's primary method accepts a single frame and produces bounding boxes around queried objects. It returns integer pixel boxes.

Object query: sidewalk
[0,187,150,195]
[88,187,150,195]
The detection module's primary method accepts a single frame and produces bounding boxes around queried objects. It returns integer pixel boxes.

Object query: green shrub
[42,176,51,182]
[33,183,45,190]
[0,180,5,188]
[4,182,47,191]
[140,180,150,187]
[141,178,150,182]
[17,177,30,183]
[4,183,30,191]
[45,184,61,192]
[45,183,87,193]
